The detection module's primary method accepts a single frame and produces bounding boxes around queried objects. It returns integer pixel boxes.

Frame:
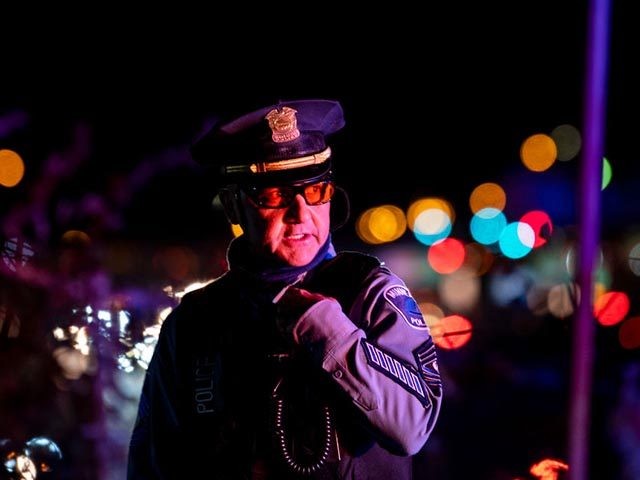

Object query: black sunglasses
[243,180,336,209]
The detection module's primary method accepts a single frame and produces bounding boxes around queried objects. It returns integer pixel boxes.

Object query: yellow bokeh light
[368,205,407,243]
[356,208,381,245]
[0,149,26,187]
[406,197,455,231]
[520,133,557,172]
[469,182,506,214]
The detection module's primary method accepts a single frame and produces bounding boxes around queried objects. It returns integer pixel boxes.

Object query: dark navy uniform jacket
[128,246,442,479]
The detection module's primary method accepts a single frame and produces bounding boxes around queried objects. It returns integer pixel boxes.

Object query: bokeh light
[470,208,506,245]
[62,229,91,246]
[407,198,454,230]
[551,124,581,161]
[427,238,465,274]
[462,242,494,276]
[0,149,25,187]
[413,209,452,246]
[619,316,640,349]
[498,222,535,259]
[430,315,472,350]
[368,205,407,243]
[418,302,445,327]
[408,198,455,246]
[520,210,553,248]
[593,282,608,305]
[469,182,506,214]
[489,267,532,307]
[520,133,557,172]
[601,157,612,190]
[564,245,604,277]
[594,291,629,326]
[547,283,580,319]
[356,208,380,245]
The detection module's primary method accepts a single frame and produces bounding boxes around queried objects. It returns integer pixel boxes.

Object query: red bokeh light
[594,291,630,326]
[428,238,466,274]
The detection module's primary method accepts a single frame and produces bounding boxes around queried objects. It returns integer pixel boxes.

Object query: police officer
[127,99,442,479]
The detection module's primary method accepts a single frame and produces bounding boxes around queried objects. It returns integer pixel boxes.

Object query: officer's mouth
[283,233,313,242]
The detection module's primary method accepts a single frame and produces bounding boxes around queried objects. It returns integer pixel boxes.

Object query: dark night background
[2,2,640,479]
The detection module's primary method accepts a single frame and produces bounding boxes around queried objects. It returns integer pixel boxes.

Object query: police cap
[191,99,345,187]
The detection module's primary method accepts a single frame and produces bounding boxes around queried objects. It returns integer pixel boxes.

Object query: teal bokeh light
[470,208,506,245]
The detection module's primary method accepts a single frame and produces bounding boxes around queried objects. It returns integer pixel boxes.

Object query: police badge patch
[384,285,427,330]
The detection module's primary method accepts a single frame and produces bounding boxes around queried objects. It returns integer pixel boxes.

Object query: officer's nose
[284,194,311,223]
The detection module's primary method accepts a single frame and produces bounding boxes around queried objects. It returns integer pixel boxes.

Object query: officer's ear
[218,186,243,226]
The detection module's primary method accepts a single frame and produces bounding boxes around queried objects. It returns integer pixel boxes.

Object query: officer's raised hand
[275,286,337,343]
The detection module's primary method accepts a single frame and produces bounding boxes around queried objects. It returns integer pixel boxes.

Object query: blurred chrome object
[1,437,62,479]
[51,281,212,375]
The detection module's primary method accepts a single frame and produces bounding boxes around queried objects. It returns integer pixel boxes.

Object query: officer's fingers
[288,287,326,301]
[277,287,325,313]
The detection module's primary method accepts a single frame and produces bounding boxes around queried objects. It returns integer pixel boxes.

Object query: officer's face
[239,190,331,267]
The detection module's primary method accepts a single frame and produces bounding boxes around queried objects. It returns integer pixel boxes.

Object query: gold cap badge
[265,106,300,143]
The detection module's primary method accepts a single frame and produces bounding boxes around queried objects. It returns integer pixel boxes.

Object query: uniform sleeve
[292,267,443,455]
[127,309,184,479]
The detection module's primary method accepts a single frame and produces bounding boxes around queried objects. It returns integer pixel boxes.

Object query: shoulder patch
[384,285,427,330]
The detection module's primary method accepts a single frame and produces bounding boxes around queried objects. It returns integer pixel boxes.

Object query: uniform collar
[226,234,336,286]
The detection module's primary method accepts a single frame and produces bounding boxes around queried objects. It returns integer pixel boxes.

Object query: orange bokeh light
[0,149,25,187]
[520,133,557,172]
[469,182,506,214]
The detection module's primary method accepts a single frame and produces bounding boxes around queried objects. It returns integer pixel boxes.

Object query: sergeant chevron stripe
[361,339,428,405]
